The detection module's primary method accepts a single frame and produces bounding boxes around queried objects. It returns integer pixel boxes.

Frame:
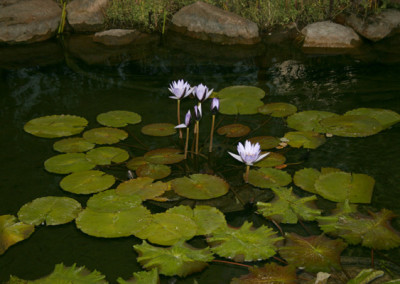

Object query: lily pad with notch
[116,177,169,200]
[24,114,88,138]
[97,110,142,127]
[86,189,142,213]
[293,168,321,194]
[248,136,281,150]
[60,170,115,195]
[258,102,297,117]
[320,115,383,137]
[83,127,128,144]
[248,168,292,189]
[136,163,171,180]
[141,123,176,137]
[254,152,286,168]
[284,131,326,149]
[44,153,95,174]
[53,137,95,153]
[345,108,400,129]
[0,215,35,255]
[217,123,251,138]
[217,85,265,115]
[287,110,338,133]
[144,148,184,165]
[86,146,129,165]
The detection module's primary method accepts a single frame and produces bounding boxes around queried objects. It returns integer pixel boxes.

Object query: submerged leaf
[284,131,326,149]
[141,123,176,137]
[24,115,88,138]
[345,108,400,129]
[258,102,297,117]
[248,168,292,189]
[53,137,95,153]
[320,115,383,137]
[231,263,297,284]
[287,111,338,133]
[217,124,251,138]
[0,215,34,255]
[60,170,115,194]
[86,146,129,165]
[144,148,184,165]
[134,240,214,277]
[83,127,128,144]
[97,110,141,127]
[44,153,95,174]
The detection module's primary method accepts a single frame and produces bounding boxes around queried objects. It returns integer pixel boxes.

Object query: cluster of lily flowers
[168,79,269,182]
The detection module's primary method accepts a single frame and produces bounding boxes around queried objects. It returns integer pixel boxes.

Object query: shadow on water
[0,32,400,283]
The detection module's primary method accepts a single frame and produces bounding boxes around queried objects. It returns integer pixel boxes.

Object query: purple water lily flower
[194,104,202,121]
[228,140,269,166]
[168,79,192,99]
[194,83,213,102]
[175,110,192,129]
[211,97,220,114]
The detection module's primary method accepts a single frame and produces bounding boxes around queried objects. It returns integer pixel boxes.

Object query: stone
[93,29,143,46]
[301,21,361,48]
[66,0,108,32]
[170,1,259,45]
[345,9,400,42]
[0,0,61,44]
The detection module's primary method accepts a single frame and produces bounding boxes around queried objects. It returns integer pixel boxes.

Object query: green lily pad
[135,212,197,246]
[287,110,338,132]
[76,206,152,238]
[116,177,169,200]
[258,102,297,117]
[134,240,214,277]
[248,168,292,189]
[207,221,283,262]
[44,153,95,174]
[171,174,229,200]
[86,146,129,165]
[83,127,128,144]
[60,170,115,194]
[217,124,251,138]
[257,187,321,224]
[293,168,321,194]
[279,233,347,273]
[86,189,142,213]
[320,115,383,137]
[136,163,171,180]
[18,196,82,226]
[217,85,266,99]
[0,215,34,255]
[345,108,400,129]
[117,268,159,284]
[248,136,281,150]
[24,115,88,138]
[144,148,184,165]
[284,131,326,149]
[231,263,297,284]
[254,152,286,168]
[315,171,375,203]
[126,156,149,170]
[219,96,265,115]
[97,110,142,127]
[53,137,95,153]
[141,123,176,136]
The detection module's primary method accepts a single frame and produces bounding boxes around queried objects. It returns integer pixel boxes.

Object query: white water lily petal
[175,124,188,129]
[228,152,243,163]
[229,140,269,166]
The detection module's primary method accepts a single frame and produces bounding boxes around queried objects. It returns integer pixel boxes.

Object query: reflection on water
[0,33,400,283]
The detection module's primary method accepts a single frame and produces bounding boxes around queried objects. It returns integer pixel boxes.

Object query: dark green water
[1,33,400,283]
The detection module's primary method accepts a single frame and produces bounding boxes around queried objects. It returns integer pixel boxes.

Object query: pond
[0,32,400,283]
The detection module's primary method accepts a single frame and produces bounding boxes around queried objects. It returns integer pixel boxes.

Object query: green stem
[177,99,182,139]
[244,165,250,183]
[184,127,189,159]
[195,121,200,155]
[209,115,215,152]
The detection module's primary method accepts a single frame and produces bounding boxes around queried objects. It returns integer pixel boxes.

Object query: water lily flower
[210,97,220,114]
[194,104,202,121]
[175,110,192,129]
[168,79,192,99]
[194,83,213,103]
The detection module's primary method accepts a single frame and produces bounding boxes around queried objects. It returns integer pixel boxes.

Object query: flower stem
[184,127,189,159]
[195,121,200,155]
[209,114,215,152]
[177,99,182,139]
[244,165,250,183]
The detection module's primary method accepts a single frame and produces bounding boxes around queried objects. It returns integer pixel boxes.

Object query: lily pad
[53,137,95,153]
[258,102,297,117]
[141,123,176,137]
[231,263,297,284]
[345,108,400,129]
[293,168,321,194]
[218,85,265,99]
[44,153,95,174]
[18,196,82,226]
[254,152,286,168]
[207,221,283,262]
[134,240,214,277]
[171,174,229,200]
[284,131,326,149]
[248,136,281,150]
[144,148,184,165]
[217,124,251,138]
[117,268,159,284]
[24,115,88,138]
[126,156,149,170]
[86,189,142,213]
[314,171,375,203]
[116,177,169,200]
[248,168,292,189]
[320,115,383,137]
[83,127,128,144]
[136,163,171,180]
[76,206,152,238]
[97,110,142,127]
[287,110,338,132]
[60,170,115,194]
[86,146,129,165]
[0,215,34,255]
[219,96,265,115]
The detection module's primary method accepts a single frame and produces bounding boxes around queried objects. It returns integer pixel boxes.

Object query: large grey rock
[93,29,143,46]
[67,0,108,32]
[170,1,259,45]
[0,0,61,44]
[345,9,400,42]
[301,21,361,48]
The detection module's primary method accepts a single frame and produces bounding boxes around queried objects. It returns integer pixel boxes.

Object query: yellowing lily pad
[136,163,171,180]
[287,110,338,132]
[144,148,184,164]
[83,127,128,144]
[116,177,169,200]
[18,196,82,226]
[171,174,229,200]
[24,115,88,138]
[60,170,115,194]
[284,131,326,149]
[53,137,95,153]
[97,110,142,127]
[141,123,176,136]
[86,146,129,165]
[320,115,383,137]
[44,153,95,174]
[345,108,400,129]
[86,189,142,213]
[254,152,286,168]
[293,168,321,194]
[248,136,281,150]
[248,168,292,189]
[258,102,297,117]
[231,263,297,284]
[0,215,34,255]
[126,156,148,170]
[217,124,251,138]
